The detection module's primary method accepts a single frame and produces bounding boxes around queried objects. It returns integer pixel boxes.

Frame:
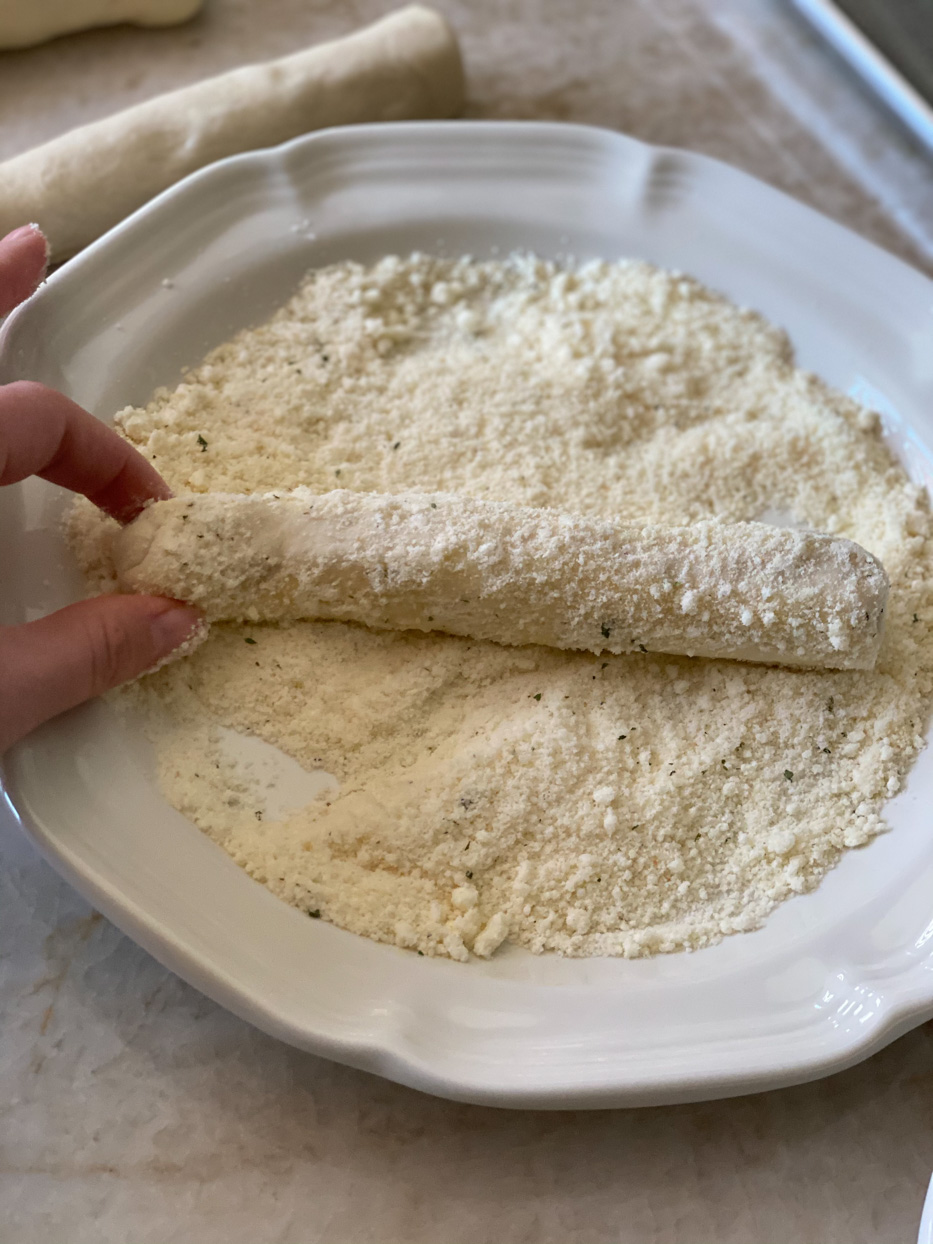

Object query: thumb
[0,595,203,753]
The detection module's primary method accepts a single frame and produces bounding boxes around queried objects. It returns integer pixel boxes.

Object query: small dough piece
[0,5,464,258]
[114,489,890,670]
[0,0,201,49]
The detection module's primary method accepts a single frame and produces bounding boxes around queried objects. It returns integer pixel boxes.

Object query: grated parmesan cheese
[71,253,933,960]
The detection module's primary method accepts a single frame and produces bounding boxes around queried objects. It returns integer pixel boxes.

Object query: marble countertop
[2,2,932,1241]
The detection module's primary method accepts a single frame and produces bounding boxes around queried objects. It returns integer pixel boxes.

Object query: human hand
[0,225,202,754]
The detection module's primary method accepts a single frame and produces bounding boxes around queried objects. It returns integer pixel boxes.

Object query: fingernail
[115,485,174,525]
[9,222,48,248]
[7,223,50,275]
[149,603,204,656]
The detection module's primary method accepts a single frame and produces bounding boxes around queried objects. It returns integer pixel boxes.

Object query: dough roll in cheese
[114,489,890,670]
[0,6,463,258]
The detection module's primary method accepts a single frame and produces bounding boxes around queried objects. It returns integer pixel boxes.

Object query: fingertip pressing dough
[114,489,890,670]
[0,5,464,258]
[0,0,202,49]
[70,252,933,961]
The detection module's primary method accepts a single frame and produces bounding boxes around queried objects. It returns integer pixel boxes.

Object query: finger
[0,595,202,753]
[0,225,49,317]
[0,381,171,522]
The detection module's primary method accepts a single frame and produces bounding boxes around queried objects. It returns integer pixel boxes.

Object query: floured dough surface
[0,0,201,49]
[0,7,463,258]
[72,253,933,960]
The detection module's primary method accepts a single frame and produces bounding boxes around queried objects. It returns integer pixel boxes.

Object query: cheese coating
[115,489,889,670]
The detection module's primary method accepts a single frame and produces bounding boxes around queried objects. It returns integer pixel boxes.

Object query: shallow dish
[1,121,932,1109]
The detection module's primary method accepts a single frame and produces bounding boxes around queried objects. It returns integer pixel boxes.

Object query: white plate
[2,121,932,1109]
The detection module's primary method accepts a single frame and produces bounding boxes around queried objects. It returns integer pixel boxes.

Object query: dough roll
[0,5,463,259]
[0,0,202,50]
[113,489,890,670]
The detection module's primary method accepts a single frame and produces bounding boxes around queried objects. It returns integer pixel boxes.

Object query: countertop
[1,2,932,1241]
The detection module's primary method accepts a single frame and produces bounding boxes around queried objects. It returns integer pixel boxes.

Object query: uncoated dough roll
[0,6,463,259]
[113,489,890,670]
[0,0,202,50]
